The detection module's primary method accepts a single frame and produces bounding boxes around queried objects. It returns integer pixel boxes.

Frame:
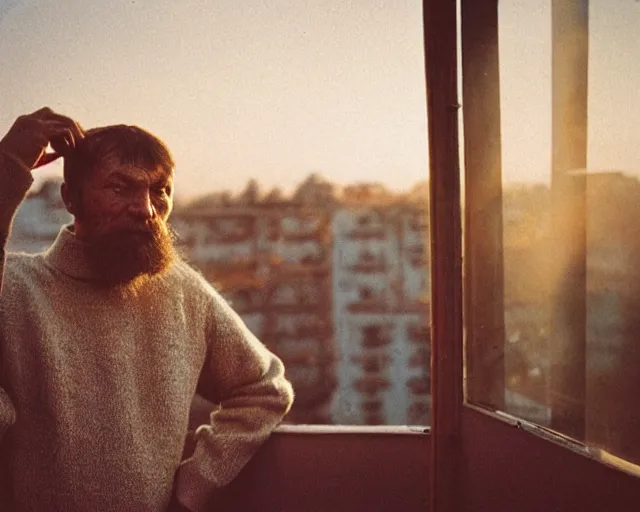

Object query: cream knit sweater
[0,158,294,511]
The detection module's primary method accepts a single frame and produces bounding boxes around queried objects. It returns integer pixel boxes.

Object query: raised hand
[0,107,85,172]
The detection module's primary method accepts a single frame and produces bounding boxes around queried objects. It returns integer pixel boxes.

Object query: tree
[240,179,261,205]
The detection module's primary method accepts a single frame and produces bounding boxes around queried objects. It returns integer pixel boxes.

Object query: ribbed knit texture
[0,162,294,512]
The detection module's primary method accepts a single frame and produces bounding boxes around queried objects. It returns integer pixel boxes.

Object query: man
[0,107,294,511]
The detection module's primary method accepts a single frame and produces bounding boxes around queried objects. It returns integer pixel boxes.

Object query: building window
[359,286,374,301]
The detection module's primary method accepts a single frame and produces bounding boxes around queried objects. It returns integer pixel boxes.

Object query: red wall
[214,429,430,512]
[196,408,640,511]
[461,407,640,512]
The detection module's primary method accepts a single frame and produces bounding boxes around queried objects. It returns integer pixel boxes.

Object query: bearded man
[0,107,294,512]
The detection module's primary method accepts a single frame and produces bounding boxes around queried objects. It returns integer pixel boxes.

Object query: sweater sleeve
[174,289,294,511]
[0,155,33,438]
[0,153,34,294]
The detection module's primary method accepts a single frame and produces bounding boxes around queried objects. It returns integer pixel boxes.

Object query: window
[464,0,640,468]
[358,286,374,302]
[361,325,392,349]
[357,215,372,228]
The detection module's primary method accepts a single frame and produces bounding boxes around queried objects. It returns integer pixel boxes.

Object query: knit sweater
[0,157,294,512]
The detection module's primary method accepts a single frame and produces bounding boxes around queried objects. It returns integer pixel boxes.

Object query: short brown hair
[63,124,174,208]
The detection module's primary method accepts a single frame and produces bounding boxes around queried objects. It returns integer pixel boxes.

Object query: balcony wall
[212,426,430,512]
[200,411,640,512]
[461,406,640,512]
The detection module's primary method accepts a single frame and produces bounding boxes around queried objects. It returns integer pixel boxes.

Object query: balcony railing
[345,227,387,240]
[353,376,392,394]
[407,377,430,396]
[348,261,388,274]
[347,298,389,314]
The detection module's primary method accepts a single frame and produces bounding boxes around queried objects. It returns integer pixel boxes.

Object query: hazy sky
[1,0,639,200]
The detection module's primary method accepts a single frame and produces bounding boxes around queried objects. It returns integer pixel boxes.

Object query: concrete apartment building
[171,176,339,424]
[172,177,431,426]
[330,203,430,425]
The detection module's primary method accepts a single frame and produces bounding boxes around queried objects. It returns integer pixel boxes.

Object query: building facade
[173,179,432,425]
[330,204,430,425]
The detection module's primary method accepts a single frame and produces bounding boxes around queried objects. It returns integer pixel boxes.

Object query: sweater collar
[44,225,95,280]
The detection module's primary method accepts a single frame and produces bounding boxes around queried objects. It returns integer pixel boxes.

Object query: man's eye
[154,187,170,196]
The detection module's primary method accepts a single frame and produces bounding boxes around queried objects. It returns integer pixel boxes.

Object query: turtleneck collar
[43,225,95,281]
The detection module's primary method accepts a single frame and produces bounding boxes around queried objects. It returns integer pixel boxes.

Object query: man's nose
[128,190,156,220]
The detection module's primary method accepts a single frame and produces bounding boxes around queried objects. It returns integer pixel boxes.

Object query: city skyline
[1,0,639,200]
[26,166,636,208]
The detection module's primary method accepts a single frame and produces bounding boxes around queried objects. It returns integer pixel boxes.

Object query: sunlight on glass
[467,0,640,466]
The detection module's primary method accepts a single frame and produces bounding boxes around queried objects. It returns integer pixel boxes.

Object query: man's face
[74,155,179,288]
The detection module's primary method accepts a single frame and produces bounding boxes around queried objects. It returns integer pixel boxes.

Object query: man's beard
[85,221,180,292]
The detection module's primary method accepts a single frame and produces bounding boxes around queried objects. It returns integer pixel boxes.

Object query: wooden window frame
[426,1,640,510]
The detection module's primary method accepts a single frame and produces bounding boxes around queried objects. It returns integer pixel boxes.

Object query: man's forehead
[101,161,173,182]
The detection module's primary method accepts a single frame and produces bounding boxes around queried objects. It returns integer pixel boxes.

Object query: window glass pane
[466,0,640,465]
[0,1,430,426]
[583,0,640,463]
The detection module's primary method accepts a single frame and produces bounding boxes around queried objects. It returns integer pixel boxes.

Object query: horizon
[27,166,638,207]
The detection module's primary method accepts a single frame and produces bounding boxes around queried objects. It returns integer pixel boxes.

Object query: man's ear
[60,182,75,215]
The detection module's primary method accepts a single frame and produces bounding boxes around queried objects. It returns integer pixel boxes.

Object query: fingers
[36,110,85,168]
[39,122,83,168]
[29,111,85,159]
[29,107,54,118]
[0,107,85,172]
[56,118,85,147]
[31,107,85,145]
[50,124,81,154]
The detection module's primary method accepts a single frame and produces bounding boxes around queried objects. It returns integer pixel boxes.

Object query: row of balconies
[348,260,388,273]
[353,376,430,398]
[408,346,430,368]
[352,321,392,425]
[181,229,427,276]
[340,245,427,272]
[346,297,429,315]
[177,213,332,245]
[191,250,330,269]
[275,349,337,411]
[345,227,388,241]
[351,379,429,425]
[351,353,393,372]
[268,325,333,340]
[408,400,431,425]
[264,225,330,243]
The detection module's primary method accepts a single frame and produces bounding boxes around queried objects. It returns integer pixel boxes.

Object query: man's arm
[174,290,294,512]
[0,107,84,293]
[0,109,84,439]
[0,153,34,294]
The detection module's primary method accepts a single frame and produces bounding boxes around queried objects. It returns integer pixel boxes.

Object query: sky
[1,0,639,201]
